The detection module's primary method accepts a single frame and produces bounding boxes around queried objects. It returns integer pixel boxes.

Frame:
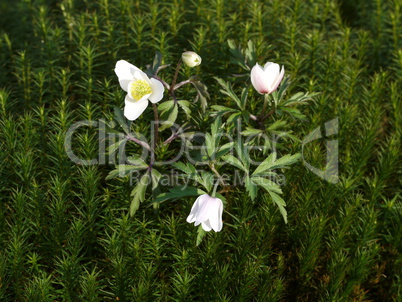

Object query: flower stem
[152,103,159,144]
[210,163,228,187]
[261,93,270,116]
[170,59,182,95]
[173,79,191,91]
[211,178,220,197]
[126,135,151,151]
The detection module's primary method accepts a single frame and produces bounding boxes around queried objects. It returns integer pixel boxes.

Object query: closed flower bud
[182,51,202,67]
[251,62,285,94]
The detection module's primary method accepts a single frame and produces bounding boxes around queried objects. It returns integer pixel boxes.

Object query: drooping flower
[114,60,164,120]
[181,51,202,67]
[186,194,223,232]
[250,62,285,95]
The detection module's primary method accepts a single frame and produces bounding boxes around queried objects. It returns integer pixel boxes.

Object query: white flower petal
[201,221,212,232]
[133,69,151,83]
[149,78,165,103]
[195,194,213,225]
[270,65,285,93]
[263,62,280,92]
[216,199,223,231]
[251,62,284,95]
[251,63,268,94]
[115,60,139,91]
[209,198,223,232]
[124,96,148,121]
[186,195,202,223]
[186,194,224,232]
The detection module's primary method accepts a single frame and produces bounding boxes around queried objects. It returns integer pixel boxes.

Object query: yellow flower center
[130,80,152,101]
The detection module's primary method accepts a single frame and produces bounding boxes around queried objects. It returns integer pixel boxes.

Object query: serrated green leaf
[191,80,209,112]
[267,120,287,131]
[210,116,222,138]
[158,100,175,112]
[130,172,150,216]
[214,142,234,159]
[227,112,241,124]
[153,186,206,204]
[278,107,307,120]
[245,176,258,200]
[214,77,242,109]
[178,100,191,117]
[227,39,248,70]
[172,162,197,175]
[268,191,287,223]
[240,88,248,110]
[106,164,148,180]
[199,170,214,192]
[205,133,214,158]
[252,152,277,176]
[150,168,162,190]
[241,127,263,136]
[270,153,301,170]
[211,105,238,114]
[251,176,282,194]
[223,155,247,172]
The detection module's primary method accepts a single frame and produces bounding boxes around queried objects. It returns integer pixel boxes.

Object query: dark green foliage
[0,0,401,301]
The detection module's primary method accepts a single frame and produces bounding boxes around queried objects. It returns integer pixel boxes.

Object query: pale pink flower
[250,62,285,94]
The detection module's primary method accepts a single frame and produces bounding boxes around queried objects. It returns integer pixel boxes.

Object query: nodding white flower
[182,51,202,67]
[114,60,164,120]
[186,194,223,232]
[250,62,285,95]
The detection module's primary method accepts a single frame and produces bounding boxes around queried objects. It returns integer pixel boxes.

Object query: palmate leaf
[222,154,247,173]
[214,142,234,160]
[172,162,197,175]
[252,153,301,176]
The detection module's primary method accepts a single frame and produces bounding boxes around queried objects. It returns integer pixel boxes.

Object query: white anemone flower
[186,194,223,232]
[114,60,165,120]
[250,62,285,95]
